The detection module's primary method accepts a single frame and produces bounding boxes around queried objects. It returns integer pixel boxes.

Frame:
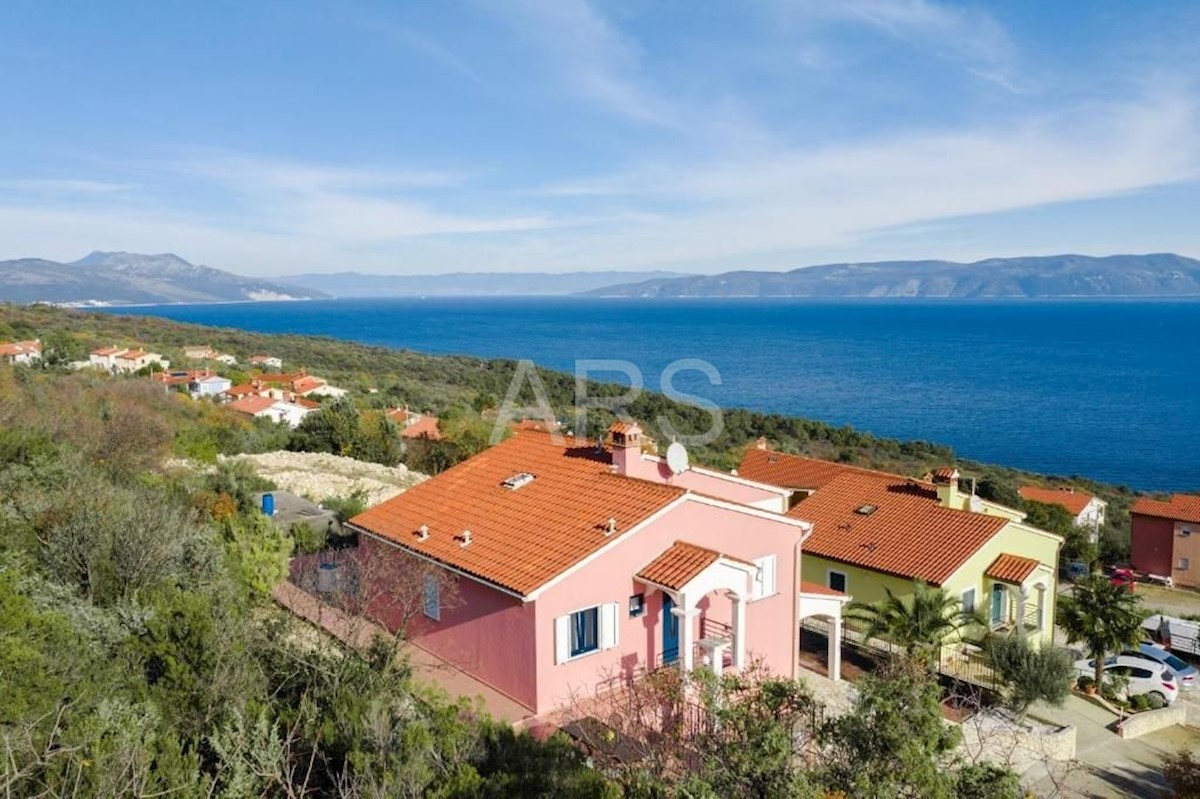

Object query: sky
[2,0,1200,277]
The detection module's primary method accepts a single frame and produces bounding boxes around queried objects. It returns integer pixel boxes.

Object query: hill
[0,251,327,305]
[281,269,693,297]
[583,253,1200,298]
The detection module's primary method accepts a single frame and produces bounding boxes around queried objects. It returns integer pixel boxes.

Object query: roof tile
[1132,494,1200,525]
[787,471,1007,585]
[985,553,1040,584]
[1018,486,1097,516]
[350,432,685,596]
[637,541,720,591]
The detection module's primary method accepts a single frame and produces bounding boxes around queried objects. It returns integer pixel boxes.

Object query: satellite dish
[666,442,690,475]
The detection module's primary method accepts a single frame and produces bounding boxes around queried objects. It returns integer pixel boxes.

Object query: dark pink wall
[1131,514,1174,577]
[358,535,538,711]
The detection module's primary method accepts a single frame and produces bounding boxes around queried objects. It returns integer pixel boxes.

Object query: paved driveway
[1023,694,1200,798]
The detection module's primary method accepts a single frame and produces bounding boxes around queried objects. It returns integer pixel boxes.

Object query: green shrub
[1147,692,1167,710]
[1129,693,1150,711]
[290,521,328,555]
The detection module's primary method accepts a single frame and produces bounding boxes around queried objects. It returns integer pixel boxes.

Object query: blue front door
[662,594,679,664]
[991,583,1004,625]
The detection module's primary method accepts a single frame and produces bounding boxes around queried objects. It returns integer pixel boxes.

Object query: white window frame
[751,555,778,600]
[827,569,848,594]
[1179,557,1191,571]
[554,602,619,664]
[961,587,977,616]
[422,574,440,621]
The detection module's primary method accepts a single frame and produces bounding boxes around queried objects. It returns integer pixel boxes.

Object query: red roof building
[1131,494,1200,587]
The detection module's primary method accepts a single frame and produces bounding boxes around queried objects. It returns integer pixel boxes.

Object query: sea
[105,298,1200,492]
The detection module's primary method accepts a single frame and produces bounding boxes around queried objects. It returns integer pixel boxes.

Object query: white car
[1073,655,1180,706]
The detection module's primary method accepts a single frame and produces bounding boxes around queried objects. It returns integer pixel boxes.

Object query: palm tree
[848,581,975,667]
[1056,573,1145,686]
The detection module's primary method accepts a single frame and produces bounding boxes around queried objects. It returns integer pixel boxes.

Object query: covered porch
[797,581,852,681]
[984,553,1053,636]
[635,540,759,676]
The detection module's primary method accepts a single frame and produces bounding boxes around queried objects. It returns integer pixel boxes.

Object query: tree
[848,581,976,667]
[814,667,968,799]
[986,633,1074,717]
[1056,573,1145,685]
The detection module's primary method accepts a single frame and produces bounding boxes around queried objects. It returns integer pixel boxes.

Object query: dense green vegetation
[0,363,1031,796]
[0,306,1046,796]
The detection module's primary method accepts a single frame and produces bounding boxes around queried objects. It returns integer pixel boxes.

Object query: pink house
[348,423,848,719]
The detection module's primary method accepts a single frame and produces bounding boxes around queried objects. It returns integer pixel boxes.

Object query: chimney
[755,436,769,450]
[932,467,961,509]
[610,422,643,477]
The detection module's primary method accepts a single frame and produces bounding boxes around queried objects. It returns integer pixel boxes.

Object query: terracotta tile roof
[985,553,1040,585]
[1018,486,1097,516]
[294,397,321,410]
[119,349,149,360]
[1132,494,1200,525]
[609,421,639,436]
[0,340,41,357]
[350,431,685,597]
[225,383,264,398]
[637,541,721,591]
[799,580,848,598]
[400,415,442,440]
[737,448,888,490]
[152,369,218,385]
[91,346,126,356]
[292,376,326,394]
[387,408,420,425]
[787,472,1007,585]
[228,396,277,415]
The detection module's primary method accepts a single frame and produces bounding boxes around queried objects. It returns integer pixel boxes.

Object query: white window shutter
[752,555,777,600]
[554,615,570,664]
[600,602,619,650]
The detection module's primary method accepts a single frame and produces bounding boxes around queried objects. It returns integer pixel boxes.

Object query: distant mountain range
[0,252,326,305]
[281,270,692,297]
[5,251,1200,306]
[583,254,1200,298]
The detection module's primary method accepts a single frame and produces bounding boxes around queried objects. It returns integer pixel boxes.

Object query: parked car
[1072,655,1180,705]
[1109,568,1136,591]
[1142,614,1200,658]
[1061,560,1090,581]
[1116,643,1197,691]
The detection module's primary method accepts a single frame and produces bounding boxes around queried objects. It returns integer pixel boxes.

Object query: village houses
[1019,485,1107,536]
[183,345,238,365]
[1131,493,1200,589]
[387,407,443,441]
[0,339,42,365]
[89,346,169,373]
[338,422,1061,720]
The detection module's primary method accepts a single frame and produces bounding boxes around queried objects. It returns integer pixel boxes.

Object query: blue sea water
[106,298,1200,491]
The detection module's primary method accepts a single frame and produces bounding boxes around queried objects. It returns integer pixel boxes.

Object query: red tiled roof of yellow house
[786,471,1007,585]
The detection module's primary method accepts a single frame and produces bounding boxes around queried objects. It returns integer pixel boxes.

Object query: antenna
[665,442,690,475]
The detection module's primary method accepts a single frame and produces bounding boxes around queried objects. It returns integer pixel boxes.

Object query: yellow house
[739,448,1062,647]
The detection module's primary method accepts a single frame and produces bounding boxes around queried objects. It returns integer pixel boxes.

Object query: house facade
[739,447,1062,647]
[249,355,283,370]
[1131,494,1200,588]
[0,339,41,365]
[227,395,318,427]
[348,424,844,718]
[1019,485,1107,534]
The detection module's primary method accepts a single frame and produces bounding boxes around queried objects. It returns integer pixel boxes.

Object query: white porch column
[673,597,697,672]
[727,591,747,670]
[1017,588,1029,637]
[829,616,843,682]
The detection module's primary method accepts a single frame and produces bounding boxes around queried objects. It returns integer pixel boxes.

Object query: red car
[1110,568,1136,591]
